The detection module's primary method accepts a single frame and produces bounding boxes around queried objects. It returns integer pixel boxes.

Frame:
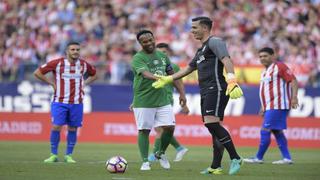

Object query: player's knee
[139,129,151,135]
[203,116,220,124]
[154,127,163,133]
[214,138,224,151]
[261,127,271,132]
[161,125,175,132]
[68,126,77,131]
[52,125,62,131]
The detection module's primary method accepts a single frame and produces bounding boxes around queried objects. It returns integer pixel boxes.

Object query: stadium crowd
[0,0,319,87]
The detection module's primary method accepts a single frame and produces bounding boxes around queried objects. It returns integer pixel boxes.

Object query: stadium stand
[0,0,319,87]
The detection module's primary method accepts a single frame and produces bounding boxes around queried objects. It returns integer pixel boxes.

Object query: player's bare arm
[84,74,98,86]
[258,106,265,116]
[172,79,187,107]
[290,78,299,109]
[221,56,235,74]
[141,70,159,80]
[33,69,56,91]
[172,66,194,80]
[167,68,187,107]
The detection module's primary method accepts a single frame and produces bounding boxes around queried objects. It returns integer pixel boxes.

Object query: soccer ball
[105,156,128,173]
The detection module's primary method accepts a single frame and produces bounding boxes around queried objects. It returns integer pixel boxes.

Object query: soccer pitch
[0,141,319,180]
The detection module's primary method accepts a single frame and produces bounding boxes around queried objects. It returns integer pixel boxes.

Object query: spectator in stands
[0,0,319,86]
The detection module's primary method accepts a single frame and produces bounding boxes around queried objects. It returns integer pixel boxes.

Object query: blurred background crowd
[0,0,319,87]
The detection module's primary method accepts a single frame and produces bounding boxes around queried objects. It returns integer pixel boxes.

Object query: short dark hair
[192,16,212,30]
[136,29,153,40]
[66,41,80,47]
[156,43,170,49]
[259,47,274,55]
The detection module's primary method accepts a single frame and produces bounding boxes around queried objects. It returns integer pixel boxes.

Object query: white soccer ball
[105,156,128,173]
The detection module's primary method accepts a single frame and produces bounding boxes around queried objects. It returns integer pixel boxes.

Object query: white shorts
[133,104,175,130]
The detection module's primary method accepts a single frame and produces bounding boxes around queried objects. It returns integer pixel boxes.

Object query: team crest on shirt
[153,59,159,65]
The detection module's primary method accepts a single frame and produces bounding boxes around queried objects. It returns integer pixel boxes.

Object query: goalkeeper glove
[226,74,243,99]
[152,75,173,89]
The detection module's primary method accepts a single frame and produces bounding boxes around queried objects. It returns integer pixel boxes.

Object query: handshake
[152,75,243,99]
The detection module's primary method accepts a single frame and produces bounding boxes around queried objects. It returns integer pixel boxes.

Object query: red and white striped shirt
[39,58,96,104]
[259,62,296,110]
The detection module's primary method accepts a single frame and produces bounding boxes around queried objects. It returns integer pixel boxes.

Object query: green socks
[138,131,150,162]
[153,138,161,153]
[170,136,181,149]
[159,129,174,154]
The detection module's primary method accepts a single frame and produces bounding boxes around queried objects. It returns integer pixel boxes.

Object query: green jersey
[131,50,172,107]
[166,63,180,105]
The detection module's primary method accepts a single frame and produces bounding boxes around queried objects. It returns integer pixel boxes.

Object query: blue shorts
[51,102,83,127]
[263,109,289,130]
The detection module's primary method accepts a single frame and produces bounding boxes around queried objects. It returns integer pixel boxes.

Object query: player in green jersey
[131,30,187,171]
[148,43,189,163]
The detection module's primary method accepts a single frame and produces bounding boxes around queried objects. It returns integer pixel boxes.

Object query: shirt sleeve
[172,63,180,73]
[277,62,296,82]
[39,59,59,74]
[188,55,198,70]
[86,62,96,76]
[164,56,174,74]
[132,54,149,75]
[208,37,230,60]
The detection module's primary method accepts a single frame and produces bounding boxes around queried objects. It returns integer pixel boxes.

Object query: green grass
[0,141,319,180]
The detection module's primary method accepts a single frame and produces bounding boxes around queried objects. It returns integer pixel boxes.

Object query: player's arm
[208,37,243,98]
[221,56,243,99]
[141,71,159,80]
[174,77,190,114]
[33,67,56,91]
[259,106,265,116]
[290,77,299,109]
[152,66,194,88]
[84,63,98,85]
[166,64,187,106]
[173,79,187,107]
[278,62,299,109]
[84,73,98,85]
[171,66,194,80]
[132,55,158,80]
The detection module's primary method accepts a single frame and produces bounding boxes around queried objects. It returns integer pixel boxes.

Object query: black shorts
[200,90,229,121]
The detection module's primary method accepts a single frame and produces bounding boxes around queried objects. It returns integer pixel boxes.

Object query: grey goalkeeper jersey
[189,36,230,95]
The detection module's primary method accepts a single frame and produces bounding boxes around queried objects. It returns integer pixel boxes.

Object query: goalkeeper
[153,16,243,175]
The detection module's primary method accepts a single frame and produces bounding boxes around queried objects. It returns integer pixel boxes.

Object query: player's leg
[44,125,61,163]
[138,129,151,170]
[266,110,293,164]
[212,137,224,168]
[202,92,242,175]
[256,128,271,160]
[272,130,293,164]
[244,127,270,164]
[245,110,275,163]
[148,127,162,162]
[63,104,83,163]
[133,107,155,170]
[201,136,224,174]
[172,136,188,162]
[44,102,67,163]
[154,104,175,169]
